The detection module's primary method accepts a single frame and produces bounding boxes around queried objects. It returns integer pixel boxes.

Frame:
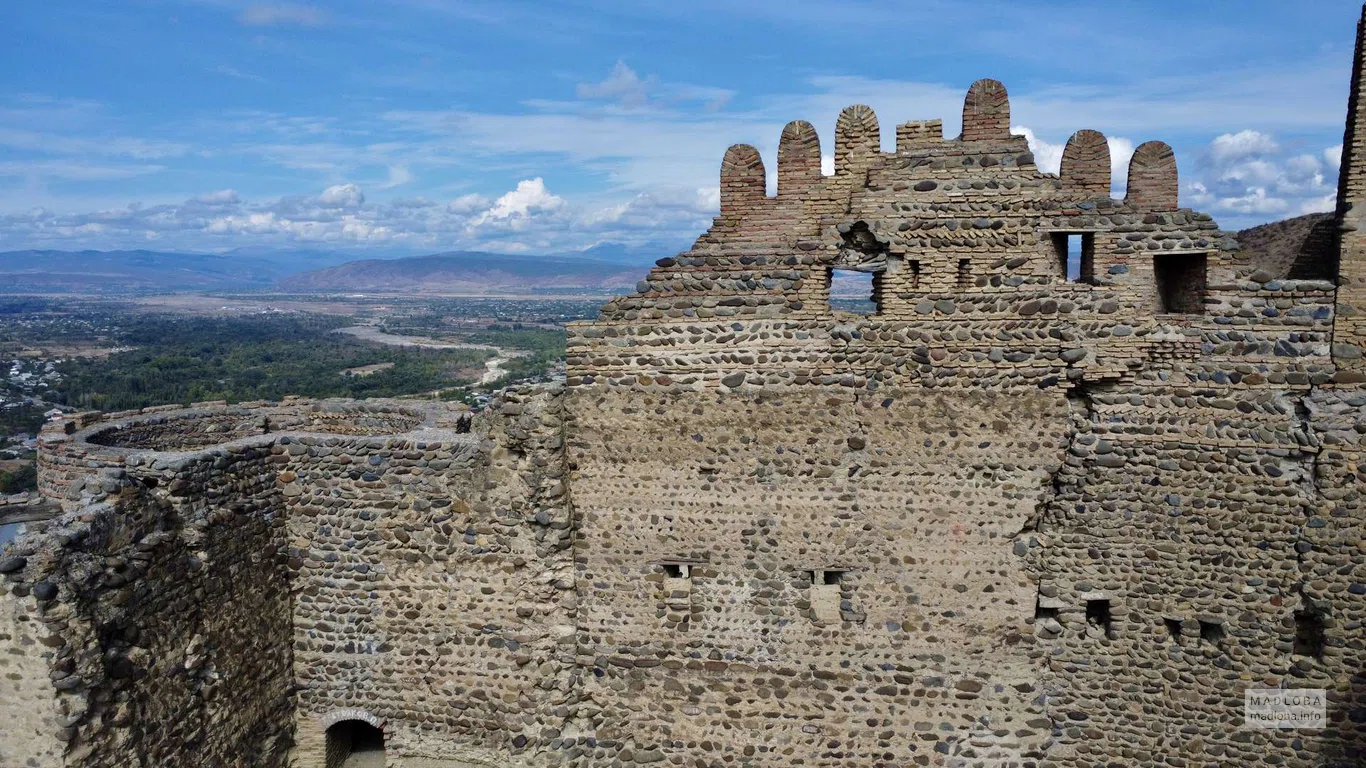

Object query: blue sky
[0,0,1361,256]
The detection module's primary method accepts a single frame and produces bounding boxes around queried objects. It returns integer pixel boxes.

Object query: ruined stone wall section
[11,398,532,768]
[1302,388,1366,763]
[1029,380,1332,765]
[0,441,296,768]
[285,388,576,768]
[36,401,438,508]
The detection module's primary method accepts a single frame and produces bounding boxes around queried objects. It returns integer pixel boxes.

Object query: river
[336,325,526,386]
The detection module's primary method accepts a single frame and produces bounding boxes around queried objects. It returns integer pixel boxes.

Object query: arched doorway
[325,719,385,768]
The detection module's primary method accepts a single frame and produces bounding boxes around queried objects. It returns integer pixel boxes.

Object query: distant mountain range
[278,252,647,293]
[0,241,676,294]
[0,250,283,292]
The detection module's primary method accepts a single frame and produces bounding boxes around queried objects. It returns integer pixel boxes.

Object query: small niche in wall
[1085,599,1113,638]
[956,258,973,289]
[1154,253,1208,314]
[1295,608,1326,659]
[1034,600,1059,621]
[661,563,690,579]
[809,569,850,625]
[1050,232,1095,283]
[1198,619,1225,646]
[1164,618,1184,645]
[909,260,922,289]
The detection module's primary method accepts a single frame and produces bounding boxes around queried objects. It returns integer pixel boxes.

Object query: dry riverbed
[335,325,526,386]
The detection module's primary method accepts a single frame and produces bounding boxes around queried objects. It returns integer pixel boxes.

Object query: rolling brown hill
[1232,212,1337,280]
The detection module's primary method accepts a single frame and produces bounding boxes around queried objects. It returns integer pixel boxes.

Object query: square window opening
[1086,599,1113,638]
[1198,620,1224,645]
[661,563,690,579]
[1034,600,1059,622]
[1154,253,1208,314]
[1050,232,1095,283]
[811,569,848,587]
[1294,609,1326,659]
[828,268,882,315]
[1165,618,1183,645]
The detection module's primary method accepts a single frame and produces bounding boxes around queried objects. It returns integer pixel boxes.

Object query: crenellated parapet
[1125,140,1179,210]
[834,103,880,176]
[718,143,767,223]
[961,78,1011,141]
[777,119,822,199]
[1060,129,1111,196]
[572,77,1324,394]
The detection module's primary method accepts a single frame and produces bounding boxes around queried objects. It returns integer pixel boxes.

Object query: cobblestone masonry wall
[0,440,294,767]
[556,8,1366,765]
[10,6,1366,768]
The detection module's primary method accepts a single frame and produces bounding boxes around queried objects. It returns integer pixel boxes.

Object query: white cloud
[240,4,327,27]
[576,61,653,108]
[1013,126,1064,174]
[378,165,414,190]
[1107,136,1135,194]
[0,178,713,254]
[211,65,266,83]
[471,178,564,226]
[1300,193,1336,215]
[318,183,365,208]
[1013,126,1135,198]
[574,60,735,112]
[1182,131,1339,226]
[1209,130,1279,164]
[0,160,165,181]
[447,193,489,214]
[1325,144,1344,170]
[192,189,241,206]
[0,128,188,160]
[1216,187,1290,215]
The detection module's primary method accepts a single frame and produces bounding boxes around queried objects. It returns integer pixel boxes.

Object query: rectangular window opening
[956,258,972,289]
[1198,619,1224,645]
[1294,609,1326,659]
[811,569,848,587]
[1154,253,1209,314]
[1050,232,1095,283]
[1164,618,1184,645]
[909,260,921,289]
[828,268,881,315]
[809,569,850,624]
[1034,600,1059,621]
[661,563,690,579]
[1085,599,1113,638]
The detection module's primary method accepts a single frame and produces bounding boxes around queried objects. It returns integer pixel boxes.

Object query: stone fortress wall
[8,6,1366,768]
